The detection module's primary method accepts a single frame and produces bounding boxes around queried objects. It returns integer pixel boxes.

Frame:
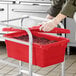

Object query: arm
[53,13,66,25]
[50,0,76,23]
[47,0,65,17]
[47,0,76,26]
[45,0,65,20]
[40,13,66,31]
[61,0,76,18]
[40,0,76,31]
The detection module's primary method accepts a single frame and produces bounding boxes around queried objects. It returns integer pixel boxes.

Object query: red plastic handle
[29,25,70,34]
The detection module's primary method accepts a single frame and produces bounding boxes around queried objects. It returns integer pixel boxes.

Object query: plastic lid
[2,25,70,34]
[29,25,70,34]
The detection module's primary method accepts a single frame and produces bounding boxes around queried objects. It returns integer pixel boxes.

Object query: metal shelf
[0,0,16,4]
[12,9,47,13]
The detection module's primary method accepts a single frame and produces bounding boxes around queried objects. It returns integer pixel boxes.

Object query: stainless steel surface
[20,2,52,6]
[1,15,29,22]
[67,46,70,55]
[0,0,52,41]
[74,12,76,23]
[8,4,50,27]
[0,0,15,4]
[0,0,16,2]
[9,4,50,17]
[66,18,76,43]
[0,4,7,21]
[61,60,65,76]
[66,17,76,55]
[15,0,52,4]
[18,0,51,3]
[7,0,52,27]
[0,3,8,41]
[19,1,52,4]
[12,9,47,13]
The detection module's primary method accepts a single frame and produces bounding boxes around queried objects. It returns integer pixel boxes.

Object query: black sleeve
[47,0,65,17]
[61,0,76,18]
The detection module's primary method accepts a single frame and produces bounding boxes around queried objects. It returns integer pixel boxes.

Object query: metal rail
[19,1,52,4]
[0,0,15,4]
[1,15,29,22]
[19,2,52,6]
[12,9,47,13]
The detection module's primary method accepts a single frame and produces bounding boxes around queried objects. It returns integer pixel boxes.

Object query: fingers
[42,22,52,31]
[43,24,53,31]
[40,23,56,32]
[39,22,46,31]
[40,24,45,31]
[39,20,57,32]
[39,22,49,31]
[42,24,48,31]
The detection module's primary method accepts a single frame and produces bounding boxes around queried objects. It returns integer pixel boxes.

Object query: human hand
[39,19,57,32]
[38,14,54,30]
[39,13,66,32]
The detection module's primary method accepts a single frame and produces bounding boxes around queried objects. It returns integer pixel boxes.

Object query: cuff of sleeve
[47,6,62,17]
[61,4,75,18]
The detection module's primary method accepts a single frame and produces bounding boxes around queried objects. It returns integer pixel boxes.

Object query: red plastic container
[4,28,70,67]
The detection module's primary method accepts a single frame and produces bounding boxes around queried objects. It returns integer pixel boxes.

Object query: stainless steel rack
[0,15,65,76]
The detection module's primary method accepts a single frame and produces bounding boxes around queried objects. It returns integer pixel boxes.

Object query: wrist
[55,13,66,22]
[47,20,57,27]
[52,13,66,25]
[52,18,59,25]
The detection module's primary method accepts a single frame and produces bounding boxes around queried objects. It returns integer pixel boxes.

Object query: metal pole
[18,18,25,76]
[67,46,70,55]
[18,18,24,76]
[61,58,65,76]
[18,61,23,76]
[24,28,33,76]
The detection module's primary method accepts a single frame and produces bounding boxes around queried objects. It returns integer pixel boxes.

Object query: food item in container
[14,35,58,45]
